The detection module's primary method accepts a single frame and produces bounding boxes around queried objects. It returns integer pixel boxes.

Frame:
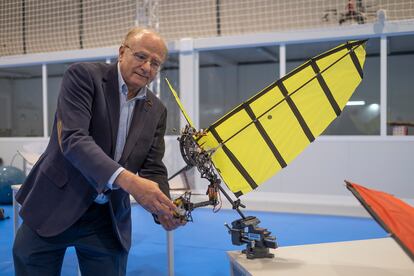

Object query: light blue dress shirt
[94,63,147,204]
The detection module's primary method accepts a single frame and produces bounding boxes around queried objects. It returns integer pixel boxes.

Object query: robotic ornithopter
[167,40,367,259]
[166,86,277,259]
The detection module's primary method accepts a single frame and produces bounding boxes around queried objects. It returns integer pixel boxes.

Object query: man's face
[118,32,166,92]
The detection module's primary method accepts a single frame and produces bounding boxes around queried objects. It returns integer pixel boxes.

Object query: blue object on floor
[0,204,387,276]
[0,166,25,204]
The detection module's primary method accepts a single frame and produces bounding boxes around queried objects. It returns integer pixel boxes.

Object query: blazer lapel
[118,96,153,165]
[102,64,120,158]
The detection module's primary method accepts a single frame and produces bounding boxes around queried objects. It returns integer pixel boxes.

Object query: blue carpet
[0,204,387,276]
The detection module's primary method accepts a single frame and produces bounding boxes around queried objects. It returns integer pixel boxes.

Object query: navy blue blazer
[15,62,170,251]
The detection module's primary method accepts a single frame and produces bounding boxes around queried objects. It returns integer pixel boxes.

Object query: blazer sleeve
[139,107,170,198]
[57,63,121,193]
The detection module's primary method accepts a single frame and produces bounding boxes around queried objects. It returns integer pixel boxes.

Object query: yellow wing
[165,78,195,128]
[197,40,367,197]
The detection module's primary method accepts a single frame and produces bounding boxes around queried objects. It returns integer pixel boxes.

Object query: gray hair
[122,27,168,60]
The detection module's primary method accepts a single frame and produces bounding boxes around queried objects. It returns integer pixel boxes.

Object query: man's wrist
[115,170,133,192]
[107,167,124,189]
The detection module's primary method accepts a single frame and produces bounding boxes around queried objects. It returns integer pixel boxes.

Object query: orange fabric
[347,181,414,259]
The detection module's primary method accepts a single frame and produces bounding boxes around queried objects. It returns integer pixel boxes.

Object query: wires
[213,189,222,213]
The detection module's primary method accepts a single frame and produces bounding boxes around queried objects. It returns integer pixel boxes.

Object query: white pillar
[179,38,199,129]
[42,64,48,137]
[167,231,174,276]
[279,43,286,78]
[380,36,387,136]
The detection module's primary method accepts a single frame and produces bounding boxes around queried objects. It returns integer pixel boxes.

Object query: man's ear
[118,46,125,61]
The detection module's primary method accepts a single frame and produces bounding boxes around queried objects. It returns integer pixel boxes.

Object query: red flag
[346,181,414,261]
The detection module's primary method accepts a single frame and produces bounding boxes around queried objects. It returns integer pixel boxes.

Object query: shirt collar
[117,63,147,100]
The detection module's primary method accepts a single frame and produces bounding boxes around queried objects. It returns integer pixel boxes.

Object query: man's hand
[157,214,186,231]
[115,170,176,218]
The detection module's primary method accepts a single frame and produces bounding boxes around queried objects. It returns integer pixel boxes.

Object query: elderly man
[13,27,184,276]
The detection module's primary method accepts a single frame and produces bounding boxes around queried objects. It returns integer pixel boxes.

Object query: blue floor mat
[0,204,387,276]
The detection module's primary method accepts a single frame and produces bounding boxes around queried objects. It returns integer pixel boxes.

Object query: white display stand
[227,237,414,276]
[11,184,22,237]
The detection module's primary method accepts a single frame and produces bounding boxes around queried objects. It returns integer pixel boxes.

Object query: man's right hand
[115,170,176,218]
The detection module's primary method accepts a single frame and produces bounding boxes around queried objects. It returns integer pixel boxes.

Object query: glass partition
[159,53,180,135]
[0,65,43,137]
[387,35,414,135]
[199,46,279,128]
[286,39,381,135]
